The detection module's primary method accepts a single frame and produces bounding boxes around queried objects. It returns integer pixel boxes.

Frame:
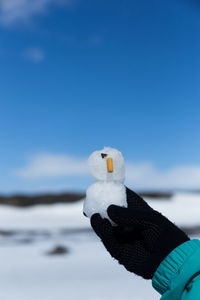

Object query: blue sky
[0,0,200,193]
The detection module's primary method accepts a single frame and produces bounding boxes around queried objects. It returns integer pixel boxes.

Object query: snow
[148,192,200,227]
[84,182,126,221]
[0,192,199,230]
[0,201,88,230]
[0,234,159,300]
[85,147,126,221]
[88,147,125,182]
[0,192,200,300]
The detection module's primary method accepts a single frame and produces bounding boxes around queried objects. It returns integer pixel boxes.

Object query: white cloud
[126,162,200,190]
[17,153,89,178]
[17,152,200,190]
[25,47,45,63]
[0,0,69,25]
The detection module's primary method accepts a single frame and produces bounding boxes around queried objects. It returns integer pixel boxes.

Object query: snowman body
[83,147,127,223]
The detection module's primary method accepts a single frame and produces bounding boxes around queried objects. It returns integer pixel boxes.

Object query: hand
[91,188,189,279]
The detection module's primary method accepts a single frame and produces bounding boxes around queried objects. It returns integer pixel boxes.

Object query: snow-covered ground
[0,192,199,231]
[0,192,200,300]
[1,233,159,300]
[148,192,200,227]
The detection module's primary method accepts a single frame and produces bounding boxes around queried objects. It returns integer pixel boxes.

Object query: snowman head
[88,147,125,182]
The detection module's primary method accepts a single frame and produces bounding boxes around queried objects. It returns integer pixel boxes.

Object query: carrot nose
[107,157,113,173]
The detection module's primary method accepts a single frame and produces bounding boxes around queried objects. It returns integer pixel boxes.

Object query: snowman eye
[101,153,107,159]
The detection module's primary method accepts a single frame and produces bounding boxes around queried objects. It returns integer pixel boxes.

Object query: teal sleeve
[152,239,200,300]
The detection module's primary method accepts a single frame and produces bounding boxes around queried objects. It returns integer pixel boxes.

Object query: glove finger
[126,187,152,210]
[108,205,161,227]
[100,218,122,258]
[107,205,143,227]
[90,213,104,238]
[91,213,121,259]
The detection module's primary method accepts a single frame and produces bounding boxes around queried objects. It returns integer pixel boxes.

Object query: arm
[90,188,199,299]
[153,239,200,300]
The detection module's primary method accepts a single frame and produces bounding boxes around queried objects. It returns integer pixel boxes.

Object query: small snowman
[83,147,127,223]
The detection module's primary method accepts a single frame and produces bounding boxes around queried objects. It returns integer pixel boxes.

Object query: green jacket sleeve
[152,239,200,300]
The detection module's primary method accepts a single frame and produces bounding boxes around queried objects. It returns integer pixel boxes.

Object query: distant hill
[0,191,172,207]
[139,192,172,199]
[0,193,85,207]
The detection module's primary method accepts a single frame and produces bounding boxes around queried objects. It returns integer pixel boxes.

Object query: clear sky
[0,0,200,193]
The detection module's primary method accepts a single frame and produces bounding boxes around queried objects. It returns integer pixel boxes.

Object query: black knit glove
[91,188,189,279]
